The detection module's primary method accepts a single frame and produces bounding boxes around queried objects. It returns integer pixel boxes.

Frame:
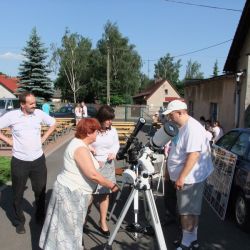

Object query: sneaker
[16,224,26,234]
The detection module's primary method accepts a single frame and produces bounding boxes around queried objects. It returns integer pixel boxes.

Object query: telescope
[116,117,146,160]
[117,117,178,164]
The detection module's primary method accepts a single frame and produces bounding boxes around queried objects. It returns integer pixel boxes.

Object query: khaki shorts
[176,181,205,215]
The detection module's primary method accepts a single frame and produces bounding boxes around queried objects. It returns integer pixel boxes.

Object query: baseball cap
[162,100,187,115]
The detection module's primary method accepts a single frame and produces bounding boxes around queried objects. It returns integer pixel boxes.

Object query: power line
[164,0,242,12]
[173,39,233,58]
[142,39,233,62]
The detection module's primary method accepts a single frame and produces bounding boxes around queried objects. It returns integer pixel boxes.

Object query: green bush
[0,156,11,186]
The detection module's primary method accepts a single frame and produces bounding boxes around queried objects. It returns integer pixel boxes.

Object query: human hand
[175,177,185,190]
[7,138,13,146]
[107,153,116,161]
[110,184,119,193]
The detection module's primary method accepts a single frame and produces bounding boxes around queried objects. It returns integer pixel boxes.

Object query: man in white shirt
[163,100,213,250]
[0,92,56,234]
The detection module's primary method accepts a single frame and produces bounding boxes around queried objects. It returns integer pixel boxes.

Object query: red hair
[75,118,101,139]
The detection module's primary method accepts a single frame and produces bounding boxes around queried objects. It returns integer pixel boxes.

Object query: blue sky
[0,0,246,80]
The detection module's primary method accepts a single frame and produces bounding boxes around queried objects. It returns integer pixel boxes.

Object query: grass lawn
[0,156,11,186]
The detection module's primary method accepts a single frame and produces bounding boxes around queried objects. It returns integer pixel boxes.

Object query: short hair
[96,105,115,123]
[19,92,34,104]
[75,118,101,139]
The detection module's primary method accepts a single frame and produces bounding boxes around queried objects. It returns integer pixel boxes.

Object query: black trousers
[11,154,47,226]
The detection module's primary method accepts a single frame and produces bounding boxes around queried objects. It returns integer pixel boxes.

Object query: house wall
[236,30,250,127]
[147,81,180,114]
[0,85,16,98]
[185,76,235,133]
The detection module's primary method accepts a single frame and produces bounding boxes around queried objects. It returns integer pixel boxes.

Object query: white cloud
[0,52,24,61]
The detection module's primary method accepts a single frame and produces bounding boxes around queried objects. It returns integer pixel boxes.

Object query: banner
[204,145,237,220]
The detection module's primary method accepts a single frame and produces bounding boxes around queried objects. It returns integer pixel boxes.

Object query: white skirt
[39,181,91,250]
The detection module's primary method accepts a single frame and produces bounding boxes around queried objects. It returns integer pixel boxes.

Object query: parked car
[0,98,19,117]
[50,105,97,118]
[214,128,250,231]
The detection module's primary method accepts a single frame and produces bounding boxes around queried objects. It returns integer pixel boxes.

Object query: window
[12,99,20,109]
[216,131,239,151]
[210,103,218,122]
[164,89,168,95]
[231,132,250,157]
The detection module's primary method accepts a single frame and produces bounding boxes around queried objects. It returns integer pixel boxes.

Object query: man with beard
[0,92,56,234]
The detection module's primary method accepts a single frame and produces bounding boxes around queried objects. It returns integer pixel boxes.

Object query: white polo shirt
[0,109,56,161]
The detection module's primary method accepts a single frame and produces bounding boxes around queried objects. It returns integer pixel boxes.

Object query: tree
[213,59,219,76]
[154,53,181,86]
[184,59,204,79]
[52,28,92,103]
[95,21,142,104]
[17,27,53,103]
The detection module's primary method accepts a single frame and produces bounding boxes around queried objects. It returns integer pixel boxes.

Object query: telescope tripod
[104,173,167,250]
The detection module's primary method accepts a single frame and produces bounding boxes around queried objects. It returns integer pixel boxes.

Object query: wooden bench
[112,121,135,145]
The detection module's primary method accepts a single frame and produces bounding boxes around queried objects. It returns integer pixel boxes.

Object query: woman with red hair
[39,118,118,250]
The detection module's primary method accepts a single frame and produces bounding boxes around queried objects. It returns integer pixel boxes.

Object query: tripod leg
[145,189,167,250]
[108,182,125,221]
[106,187,138,247]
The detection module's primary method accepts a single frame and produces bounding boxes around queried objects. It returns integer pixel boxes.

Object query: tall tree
[154,53,181,86]
[213,59,219,76]
[52,28,92,103]
[184,59,204,79]
[17,27,53,103]
[95,21,142,104]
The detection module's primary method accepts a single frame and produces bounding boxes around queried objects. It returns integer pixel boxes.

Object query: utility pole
[107,44,110,105]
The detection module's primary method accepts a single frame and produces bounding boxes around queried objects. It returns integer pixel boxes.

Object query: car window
[0,100,5,109]
[6,100,13,109]
[231,132,250,157]
[216,131,239,150]
[12,99,20,108]
[60,107,69,113]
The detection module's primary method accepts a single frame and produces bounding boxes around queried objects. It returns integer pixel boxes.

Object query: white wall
[0,86,16,98]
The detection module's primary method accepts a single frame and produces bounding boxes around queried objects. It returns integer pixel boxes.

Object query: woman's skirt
[39,181,91,250]
[95,160,116,194]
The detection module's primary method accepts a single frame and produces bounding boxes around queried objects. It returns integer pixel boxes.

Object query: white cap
[162,100,187,115]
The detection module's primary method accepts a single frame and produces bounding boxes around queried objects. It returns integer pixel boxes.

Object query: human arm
[74,146,119,192]
[41,123,57,144]
[175,152,200,189]
[107,127,120,161]
[0,131,13,146]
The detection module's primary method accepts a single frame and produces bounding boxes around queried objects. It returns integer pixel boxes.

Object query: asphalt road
[0,129,250,250]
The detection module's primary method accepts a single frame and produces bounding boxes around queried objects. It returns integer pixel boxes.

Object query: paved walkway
[0,129,250,250]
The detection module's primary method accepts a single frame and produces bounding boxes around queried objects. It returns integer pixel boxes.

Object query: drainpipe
[235,71,244,128]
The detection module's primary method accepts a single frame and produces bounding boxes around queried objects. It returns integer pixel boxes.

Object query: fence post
[125,105,128,121]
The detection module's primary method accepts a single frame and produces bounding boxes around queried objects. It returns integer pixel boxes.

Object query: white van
[0,98,19,117]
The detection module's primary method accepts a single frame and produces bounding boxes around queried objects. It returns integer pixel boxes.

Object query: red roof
[0,74,19,93]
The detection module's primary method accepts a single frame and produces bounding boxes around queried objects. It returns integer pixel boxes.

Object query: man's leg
[11,157,29,232]
[176,182,204,249]
[179,214,199,248]
[29,154,47,224]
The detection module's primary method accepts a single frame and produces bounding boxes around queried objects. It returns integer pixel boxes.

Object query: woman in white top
[212,120,224,143]
[39,118,118,250]
[75,103,83,125]
[91,105,120,236]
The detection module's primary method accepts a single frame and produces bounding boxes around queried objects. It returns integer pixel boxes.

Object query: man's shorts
[176,181,205,215]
